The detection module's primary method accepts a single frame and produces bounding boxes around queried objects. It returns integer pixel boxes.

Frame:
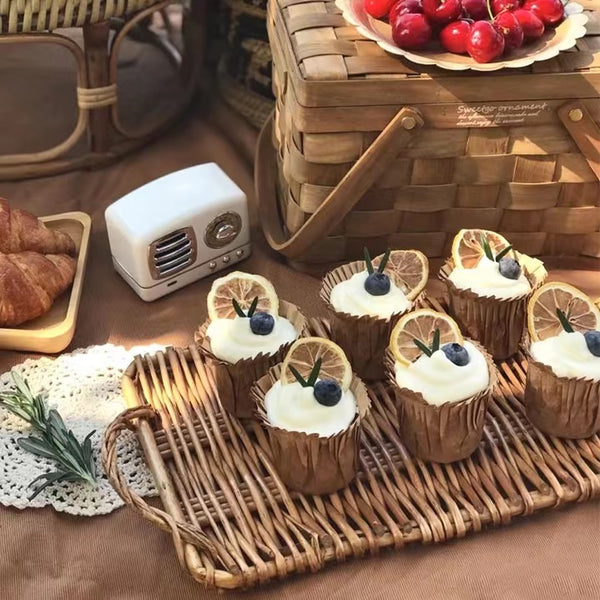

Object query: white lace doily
[0,344,161,516]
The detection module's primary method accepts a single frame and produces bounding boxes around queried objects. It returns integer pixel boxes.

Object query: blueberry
[364,272,391,296]
[584,330,600,357]
[249,312,275,335]
[313,379,342,407]
[441,343,470,367]
[498,257,521,280]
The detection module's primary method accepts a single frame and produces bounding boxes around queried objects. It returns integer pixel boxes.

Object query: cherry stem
[486,0,494,20]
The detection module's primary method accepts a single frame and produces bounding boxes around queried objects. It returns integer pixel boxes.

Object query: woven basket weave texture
[267,0,600,265]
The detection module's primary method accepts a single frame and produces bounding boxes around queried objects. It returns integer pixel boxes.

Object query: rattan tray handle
[255,107,424,259]
[102,406,217,565]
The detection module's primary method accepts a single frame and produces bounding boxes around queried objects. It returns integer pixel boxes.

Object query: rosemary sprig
[556,308,575,333]
[232,296,260,318]
[247,296,259,318]
[289,359,322,388]
[495,245,514,262]
[364,247,374,275]
[413,328,441,358]
[481,234,495,261]
[232,298,246,318]
[480,233,514,263]
[364,247,391,275]
[414,338,434,357]
[377,248,391,273]
[0,371,97,499]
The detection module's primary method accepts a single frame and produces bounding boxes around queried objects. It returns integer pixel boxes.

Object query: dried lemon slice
[371,249,429,301]
[281,337,352,390]
[527,282,600,342]
[389,308,463,366]
[451,229,511,268]
[207,271,279,320]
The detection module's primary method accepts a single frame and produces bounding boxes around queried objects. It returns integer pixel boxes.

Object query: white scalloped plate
[336,0,588,71]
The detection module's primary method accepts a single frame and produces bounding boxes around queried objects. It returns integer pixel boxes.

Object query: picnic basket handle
[255,106,424,260]
[102,406,217,566]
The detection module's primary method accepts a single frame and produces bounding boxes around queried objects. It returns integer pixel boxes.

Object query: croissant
[0,252,77,327]
[0,198,76,256]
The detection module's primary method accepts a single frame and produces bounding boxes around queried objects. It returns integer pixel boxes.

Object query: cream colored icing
[394,340,490,405]
[530,331,600,381]
[206,316,298,363]
[330,271,411,318]
[264,380,357,437]
[448,256,531,299]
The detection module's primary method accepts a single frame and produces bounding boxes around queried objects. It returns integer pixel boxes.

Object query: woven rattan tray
[102,295,600,590]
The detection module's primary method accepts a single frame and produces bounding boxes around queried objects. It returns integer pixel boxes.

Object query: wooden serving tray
[0,212,91,353]
[103,296,600,590]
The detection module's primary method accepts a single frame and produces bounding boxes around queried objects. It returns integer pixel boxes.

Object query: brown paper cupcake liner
[252,365,371,495]
[524,354,600,439]
[439,256,547,360]
[384,340,498,463]
[321,260,425,381]
[195,300,308,419]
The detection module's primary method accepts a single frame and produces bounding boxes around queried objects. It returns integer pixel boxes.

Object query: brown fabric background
[0,41,599,600]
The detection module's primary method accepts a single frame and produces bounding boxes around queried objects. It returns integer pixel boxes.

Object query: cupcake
[252,337,370,494]
[321,248,428,380]
[440,229,547,360]
[524,282,600,438]
[196,271,307,418]
[385,309,497,463]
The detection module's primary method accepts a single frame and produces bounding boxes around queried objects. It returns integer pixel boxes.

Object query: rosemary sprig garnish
[481,234,494,261]
[480,234,514,262]
[377,248,391,273]
[495,245,514,262]
[364,247,374,275]
[289,358,322,388]
[232,298,246,317]
[247,296,259,317]
[413,328,441,358]
[232,296,260,318]
[0,372,97,499]
[556,308,575,333]
[364,247,391,274]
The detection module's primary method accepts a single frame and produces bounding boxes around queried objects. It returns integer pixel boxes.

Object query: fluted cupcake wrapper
[195,300,308,419]
[439,258,547,360]
[320,260,425,381]
[384,341,497,463]
[252,365,371,495]
[524,354,600,439]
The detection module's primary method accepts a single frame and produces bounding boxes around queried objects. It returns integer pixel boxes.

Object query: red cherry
[440,19,473,53]
[392,13,433,48]
[512,8,545,39]
[422,0,462,26]
[523,0,564,25]
[461,0,489,20]
[494,11,524,51]
[467,20,505,62]
[491,0,521,14]
[365,0,397,19]
[390,0,424,21]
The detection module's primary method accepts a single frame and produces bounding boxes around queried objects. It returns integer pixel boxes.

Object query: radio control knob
[236,249,244,257]
[208,261,217,269]
[222,255,231,264]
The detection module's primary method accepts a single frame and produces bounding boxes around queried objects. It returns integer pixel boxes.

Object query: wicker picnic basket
[255,0,600,271]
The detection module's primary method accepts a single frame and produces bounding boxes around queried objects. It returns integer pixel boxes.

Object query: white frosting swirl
[264,380,357,437]
[330,271,412,318]
[394,341,490,405]
[206,316,298,363]
[448,256,531,299]
[530,331,600,381]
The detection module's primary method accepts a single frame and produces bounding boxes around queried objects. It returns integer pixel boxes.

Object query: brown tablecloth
[1,93,599,599]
